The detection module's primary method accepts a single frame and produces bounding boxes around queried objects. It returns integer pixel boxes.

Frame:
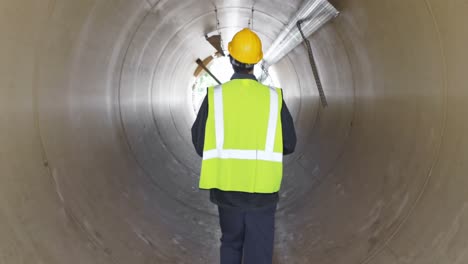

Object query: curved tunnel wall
[0,0,467,263]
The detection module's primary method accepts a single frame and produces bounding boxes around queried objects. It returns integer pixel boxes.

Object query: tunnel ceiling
[1,0,468,263]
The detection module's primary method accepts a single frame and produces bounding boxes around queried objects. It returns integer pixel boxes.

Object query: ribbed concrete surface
[0,0,467,263]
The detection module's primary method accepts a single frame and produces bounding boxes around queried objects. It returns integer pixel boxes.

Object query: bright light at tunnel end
[191,56,280,114]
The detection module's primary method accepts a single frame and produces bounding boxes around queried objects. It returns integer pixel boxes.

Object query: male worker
[191,28,296,264]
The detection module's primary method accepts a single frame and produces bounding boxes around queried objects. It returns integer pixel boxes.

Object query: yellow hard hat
[228,28,263,64]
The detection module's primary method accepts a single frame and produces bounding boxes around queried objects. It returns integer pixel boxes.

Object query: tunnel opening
[191,55,280,114]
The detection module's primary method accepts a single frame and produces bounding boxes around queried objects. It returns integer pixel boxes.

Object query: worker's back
[199,78,284,193]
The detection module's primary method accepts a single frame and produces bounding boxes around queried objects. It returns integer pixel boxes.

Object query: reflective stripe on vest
[203,85,283,163]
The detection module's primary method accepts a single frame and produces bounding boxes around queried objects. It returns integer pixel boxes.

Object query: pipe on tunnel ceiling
[0,0,467,263]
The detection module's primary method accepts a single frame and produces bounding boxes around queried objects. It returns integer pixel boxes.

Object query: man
[191,28,296,264]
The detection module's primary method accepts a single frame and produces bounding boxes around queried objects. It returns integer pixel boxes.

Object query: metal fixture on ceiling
[256,0,338,107]
[261,0,339,69]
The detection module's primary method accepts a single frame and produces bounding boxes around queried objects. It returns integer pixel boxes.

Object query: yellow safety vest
[199,79,283,193]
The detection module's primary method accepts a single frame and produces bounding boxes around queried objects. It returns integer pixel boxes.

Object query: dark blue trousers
[218,205,276,264]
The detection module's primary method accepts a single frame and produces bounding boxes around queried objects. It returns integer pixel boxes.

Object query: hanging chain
[297,20,328,107]
[251,7,254,29]
[214,7,226,55]
[248,2,272,84]
[248,6,255,29]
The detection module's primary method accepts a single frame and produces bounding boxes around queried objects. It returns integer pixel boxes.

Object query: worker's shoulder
[213,80,283,95]
[257,82,282,91]
[263,84,283,94]
[228,79,282,89]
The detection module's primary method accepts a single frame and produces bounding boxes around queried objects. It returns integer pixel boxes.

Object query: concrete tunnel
[1,0,467,263]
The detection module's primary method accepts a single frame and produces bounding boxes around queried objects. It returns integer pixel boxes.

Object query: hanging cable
[297,19,328,107]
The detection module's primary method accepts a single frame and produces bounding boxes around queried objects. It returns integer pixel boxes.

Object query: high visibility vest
[199,79,283,193]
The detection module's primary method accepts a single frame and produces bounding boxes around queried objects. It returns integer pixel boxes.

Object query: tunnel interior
[1,0,468,263]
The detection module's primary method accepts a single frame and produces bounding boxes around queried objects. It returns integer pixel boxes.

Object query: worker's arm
[191,95,208,157]
[281,93,297,155]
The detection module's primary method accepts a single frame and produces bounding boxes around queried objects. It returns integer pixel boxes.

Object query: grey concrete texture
[0,0,466,263]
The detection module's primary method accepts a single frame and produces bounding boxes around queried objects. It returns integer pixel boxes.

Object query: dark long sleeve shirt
[191,73,297,209]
